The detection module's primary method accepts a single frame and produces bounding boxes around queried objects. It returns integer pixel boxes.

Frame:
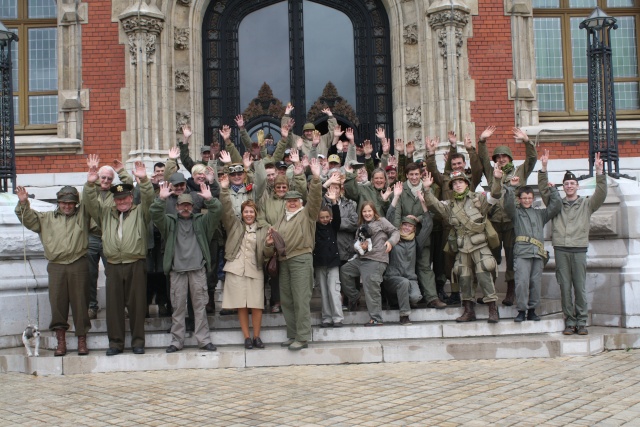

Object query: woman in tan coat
[219,174,273,349]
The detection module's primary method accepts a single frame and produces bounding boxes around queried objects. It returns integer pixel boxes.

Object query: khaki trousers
[47,258,91,336]
[169,267,212,348]
[280,253,314,342]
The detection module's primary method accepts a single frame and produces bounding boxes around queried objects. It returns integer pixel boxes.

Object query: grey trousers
[555,249,588,327]
[340,258,387,322]
[383,276,421,316]
[417,246,438,303]
[514,256,543,312]
[315,266,344,324]
[47,258,91,336]
[280,253,314,342]
[87,234,106,309]
[169,267,212,349]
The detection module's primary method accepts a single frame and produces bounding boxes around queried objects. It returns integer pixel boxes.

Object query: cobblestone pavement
[2,350,640,426]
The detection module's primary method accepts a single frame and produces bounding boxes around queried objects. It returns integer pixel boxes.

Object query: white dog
[22,325,41,357]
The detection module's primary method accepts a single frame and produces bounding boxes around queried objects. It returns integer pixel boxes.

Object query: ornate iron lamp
[0,21,18,193]
[579,7,629,179]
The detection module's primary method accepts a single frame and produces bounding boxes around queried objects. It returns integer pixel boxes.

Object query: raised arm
[589,152,608,212]
[14,186,42,233]
[513,127,538,181]
[179,124,196,174]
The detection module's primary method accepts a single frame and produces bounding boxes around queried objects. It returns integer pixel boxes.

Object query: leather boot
[77,335,89,355]
[205,290,216,314]
[446,292,461,306]
[502,280,515,306]
[436,283,449,304]
[54,329,67,357]
[455,300,477,323]
[487,301,500,323]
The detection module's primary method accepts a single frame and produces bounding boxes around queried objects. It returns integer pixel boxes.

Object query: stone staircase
[4,297,640,376]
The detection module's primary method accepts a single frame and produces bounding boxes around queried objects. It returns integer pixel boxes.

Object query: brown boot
[456,300,477,323]
[205,290,216,314]
[502,280,515,306]
[487,301,500,323]
[77,335,89,355]
[54,329,67,357]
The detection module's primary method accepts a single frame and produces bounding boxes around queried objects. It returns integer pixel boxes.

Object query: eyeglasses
[228,165,244,174]
[100,176,114,181]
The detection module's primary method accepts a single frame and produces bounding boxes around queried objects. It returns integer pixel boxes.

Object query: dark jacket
[313,203,342,268]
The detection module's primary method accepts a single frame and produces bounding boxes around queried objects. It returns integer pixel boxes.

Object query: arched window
[203,0,392,149]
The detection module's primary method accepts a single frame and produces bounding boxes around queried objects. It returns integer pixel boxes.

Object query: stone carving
[428,9,469,29]
[403,24,418,45]
[177,0,191,5]
[176,112,190,133]
[242,83,286,122]
[174,27,190,50]
[405,65,419,86]
[175,70,190,91]
[121,16,164,34]
[406,106,421,128]
[437,28,464,67]
[307,81,359,126]
[213,2,225,13]
[127,33,158,65]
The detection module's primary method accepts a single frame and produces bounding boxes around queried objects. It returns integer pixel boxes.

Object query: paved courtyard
[1,350,640,426]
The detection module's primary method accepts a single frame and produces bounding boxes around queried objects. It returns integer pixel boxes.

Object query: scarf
[400,231,415,241]
[231,184,244,193]
[454,187,470,201]
[501,162,515,175]
[285,206,304,221]
[406,180,423,198]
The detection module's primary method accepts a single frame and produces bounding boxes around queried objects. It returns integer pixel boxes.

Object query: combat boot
[514,311,526,322]
[77,335,89,355]
[54,328,67,357]
[527,309,540,321]
[205,290,216,314]
[455,300,477,323]
[502,280,515,306]
[487,301,500,323]
[446,292,461,306]
[436,282,449,304]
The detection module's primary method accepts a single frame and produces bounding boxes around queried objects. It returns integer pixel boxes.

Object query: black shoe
[320,322,333,328]
[514,311,526,323]
[200,343,217,351]
[577,326,588,335]
[165,345,180,353]
[333,322,343,328]
[563,326,576,335]
[106,347,122,356]
[219,309,237,315]
[244,337,253,349]
[527,309,541,321]
[446,292,461,306]
[399,315,412,326]
[253,337,265,349]
[348,299,359,312]
[132,347,145,354]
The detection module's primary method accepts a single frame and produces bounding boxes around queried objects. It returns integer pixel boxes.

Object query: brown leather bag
[266,229,286,279]
[267,252,279,278]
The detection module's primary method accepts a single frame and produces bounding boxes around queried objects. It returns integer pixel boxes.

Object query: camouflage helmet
[448,171,471,189]
[302,123,316,132]
[492,146,513,162]
[56,186,79,204]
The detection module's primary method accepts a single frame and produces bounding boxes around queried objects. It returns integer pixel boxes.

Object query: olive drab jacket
[281,114,338,158]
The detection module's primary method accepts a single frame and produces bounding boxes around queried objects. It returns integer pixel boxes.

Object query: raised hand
[242,151,252,170]
[198,182,212,201]
[393,181,403,199]
[381,138,390,155]
[422,171,433,188]
[257,129,265,146]
[345,128,355,142]
[540,149,550,171]
[219,125,231,141]
[480,126,496,141]
[325,172,341,186]
[234,114,245,129]
[301,155,310,169]
[463,134,473,150]
[336,140,344,152]
[381,186,393,202]
[493,163,504,180]
[363,140,373,157]
[219,173,230,189]
[443,152,449,165]
[281,122,291,140]
[296,137,304,150]
[512,127,529,143]
[288,148,299,164]
[388,155,398,168]
[309,157,321,177]
[16,186,29,204]
[344,160,353,173]
[266,227,275,246]
[205,166,216,183]
[112,159,125,172]
[87,154,100,170]
[448,131,457,146]
[293,160,304,176]
[417,189,427,210]
[87,162,99,184]
[168,146,180,160]
[375,127,386,141]
[158,181,172,200]
[285,103,294,115]
[425,137,438,155]
[182,124,192,142]
[395,138,405,154]
[219,150,232,164]
[333,124,344,139]
[406,140,415,157]
[326,186,339,203]
[321,107,332,117]
[595,151,604,175]
[133,161,147,179]
[312,130,321,147]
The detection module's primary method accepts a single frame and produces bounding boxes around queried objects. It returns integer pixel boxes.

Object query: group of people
[15,104,608,356]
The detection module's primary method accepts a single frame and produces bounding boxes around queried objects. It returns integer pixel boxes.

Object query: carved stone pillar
[119,2,165,166]
[425,0,473,141]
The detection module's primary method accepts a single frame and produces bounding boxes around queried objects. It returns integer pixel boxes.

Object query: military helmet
[492,145,513,162]
[448,171,471,189]
[302,123,316,132]
[56,186,79,204]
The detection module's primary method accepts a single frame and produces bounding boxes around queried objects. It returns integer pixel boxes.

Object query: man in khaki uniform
[15,184,92,356]
[84,160,154,356]
[423,165,504,323]
[280,104,337,158]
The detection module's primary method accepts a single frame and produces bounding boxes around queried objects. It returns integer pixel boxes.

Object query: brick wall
[16,0,125,174]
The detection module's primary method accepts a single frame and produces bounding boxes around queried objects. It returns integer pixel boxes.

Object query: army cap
[563,170,578,183]
[201,145,211,153]
[303,123,315,132]
[57,186,79,203]
[169,172,187,185]
[401,216,417,226]
[275,161,288,169]
[110,183,134,199]
[328,154,341,164]
[176,194,193,205]
[448,170,471,189]
[284,190,303,199]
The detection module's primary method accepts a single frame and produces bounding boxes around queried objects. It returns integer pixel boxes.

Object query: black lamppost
[0,21,18,193]
[579,7,624,179]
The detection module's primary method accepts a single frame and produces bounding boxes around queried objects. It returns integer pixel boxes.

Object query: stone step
[71,298,562,334]
[36,313,566,351]
[3,327,638,376]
